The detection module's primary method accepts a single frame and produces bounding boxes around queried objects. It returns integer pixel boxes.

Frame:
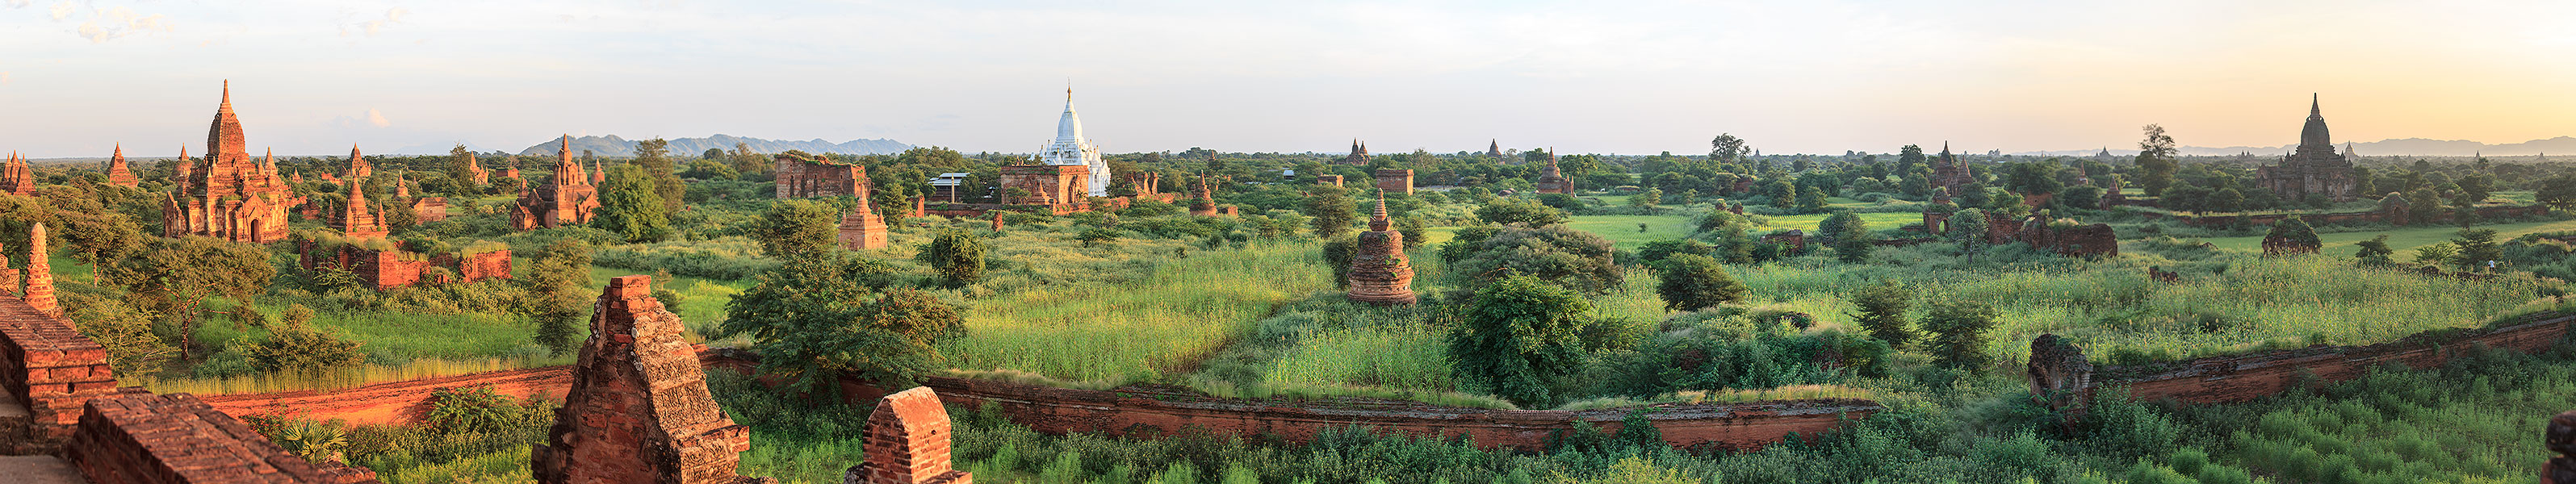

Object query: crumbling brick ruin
[774,153,871,199]
[1761,229,1806,252]
[64,392,382,484]
[162,81,303,244]
[533,275,764,484]
[1346,198,1416,306]
[297,239,512,290]
[2025,335,2094,427]
[1188,177,1218,216]
[2549,411,2576,483]
[1992,217,2118,258]
[512,136,602,230]
[1313,174,1343,188]
[105,144,140,189]
[999,165,1091,211]
[1375,169,1414,195]
[839,197,890,250]
[409,195,449,223]
[847,387,973,484]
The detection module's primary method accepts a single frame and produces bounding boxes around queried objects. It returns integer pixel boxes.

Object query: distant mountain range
[510,135,911,158]
[2016,136,2576,157]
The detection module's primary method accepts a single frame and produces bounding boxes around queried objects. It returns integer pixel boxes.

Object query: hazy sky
[4,0,2573,157]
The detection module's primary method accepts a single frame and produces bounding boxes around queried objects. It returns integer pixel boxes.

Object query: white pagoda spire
[1040,84,1108,196]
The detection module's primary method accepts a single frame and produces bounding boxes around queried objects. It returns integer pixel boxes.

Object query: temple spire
[2311,93,2321,117]
[1370,194,1390,231]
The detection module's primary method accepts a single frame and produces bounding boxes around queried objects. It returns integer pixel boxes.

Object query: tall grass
[2208,348,2576,483]
[940,241,1333,385]
[1721,248,2555,365]
[1261,322,1453,392]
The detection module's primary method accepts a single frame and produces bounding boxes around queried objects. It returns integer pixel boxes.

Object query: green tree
[630,137,686,211]
[1653,253,1746,311]
[1821,211,1874,263]
[1795,186,1828,213]
[1448,274,1590,407]
[1920,299,1998,369]
[1630,187,1661,213]
[244,304,366,375]
[2136,124,2180,196]
[2413,242,2458,266]
[718,252,963,396]
[1474,198,1568,227]
[729,143,773,179]
[446,144,483,194]
[2452,228,2500,271]
[593,165,673,243]
[1709,134,1750,162]
[105,236,274,358]
[2536,174,2576,211]
[2457,173,2494,203]
[1305,186,1359,238]
[752,199,840,259]
[526,239,593,355]
[1447,224,1623,294]
[2264,215,2320,252]
[917,227,988,287]
[2354,235,2395,266]
[1848,282,1914,347]
[61,291,174,377]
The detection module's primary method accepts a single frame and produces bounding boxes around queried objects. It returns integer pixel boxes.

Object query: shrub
[1446,224,1622,294]
[1653,253,1745,311]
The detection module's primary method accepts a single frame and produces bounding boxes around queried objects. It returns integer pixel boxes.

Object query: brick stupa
[510,136,601,230]
[336,177,388,240]
[103,144,139,188]
[1533,149,1567,194]
[838,197,890,250]
[531,275,761,484]
[847,387,973,484]
[1347,197,1416,305]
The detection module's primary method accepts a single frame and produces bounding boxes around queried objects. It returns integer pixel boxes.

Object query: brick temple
[1534,150,1567,194]
[160,81,302,244]
[103,144,139,188]
[2255,94,2359,202]
[511,136,602,230]
[839,196,890,250]
[0,151,34,195]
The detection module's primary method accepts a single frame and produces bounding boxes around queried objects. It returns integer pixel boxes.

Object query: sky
[3,0,2574,158]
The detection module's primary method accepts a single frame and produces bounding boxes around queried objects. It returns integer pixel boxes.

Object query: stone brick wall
[2063,311,2576,405]
[456,249,512,282]
[299,244,511,290]
[999,165,1089,207]
[532,276,759,484]
[64,391,380,484]
[0,290,116,454]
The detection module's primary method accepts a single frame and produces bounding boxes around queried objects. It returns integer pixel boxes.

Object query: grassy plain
[938,241,1334,385]
[2196,218,2576,257]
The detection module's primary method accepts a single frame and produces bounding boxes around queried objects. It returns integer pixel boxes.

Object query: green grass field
[1561,214,1701,247]
[2197,218,2576,257]
[940,242,1334,385]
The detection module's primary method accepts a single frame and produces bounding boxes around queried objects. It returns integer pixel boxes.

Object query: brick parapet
[63,391,379,484]
[2075,311,2576,405]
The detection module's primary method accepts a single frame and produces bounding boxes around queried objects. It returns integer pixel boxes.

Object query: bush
[1445,224,1622,294]
[1654,253,1745,311]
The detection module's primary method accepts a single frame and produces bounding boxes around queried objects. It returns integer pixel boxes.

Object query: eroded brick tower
[511,136,601,230]
[532,275,760,484]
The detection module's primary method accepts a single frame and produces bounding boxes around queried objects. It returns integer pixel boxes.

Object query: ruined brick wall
[352,250,429,290]
[458,249,512,282]
[774,155,871,199]
[849,387,972,484]
[1374,169,1414,195]
[999,165,1087,207]
[1314,174,1344,187]
[532,276,756,484]
[65,392,380,484]
[0,289,116,453]
[412,197,450,223]
[1998,219,2117,258]
[195,348,1874,453]
[2091,311,2576,405]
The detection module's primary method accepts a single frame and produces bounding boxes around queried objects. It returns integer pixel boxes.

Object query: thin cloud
[67,5,175,44]
[367,109,391,127]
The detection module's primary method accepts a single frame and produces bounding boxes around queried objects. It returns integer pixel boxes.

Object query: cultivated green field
[939,242,1334,385]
